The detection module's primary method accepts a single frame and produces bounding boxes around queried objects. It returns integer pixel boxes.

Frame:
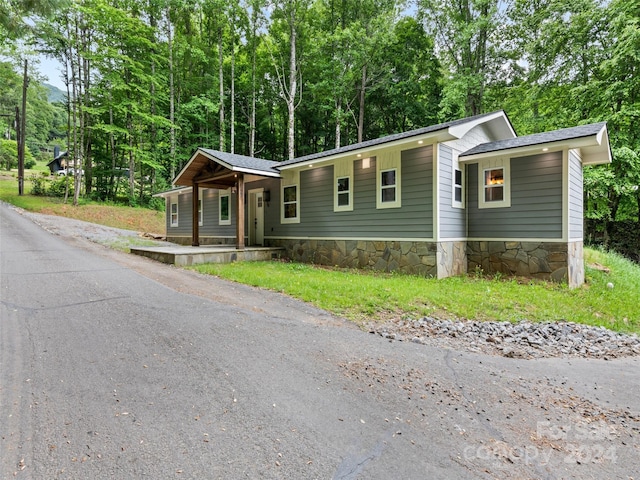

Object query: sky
[38,55,66,90]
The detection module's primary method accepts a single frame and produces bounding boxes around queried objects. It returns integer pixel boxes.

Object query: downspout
[236,174,245,249]
[192,183,200,246]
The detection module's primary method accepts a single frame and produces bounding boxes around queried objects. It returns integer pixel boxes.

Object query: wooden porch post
[192,182,200,246]
[236,174,245,249]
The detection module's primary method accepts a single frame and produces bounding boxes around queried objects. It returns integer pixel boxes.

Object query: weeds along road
[1,201,639,480]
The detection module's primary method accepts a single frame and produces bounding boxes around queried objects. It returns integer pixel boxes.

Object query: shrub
[48,176,70,197]
[29,174,47,196]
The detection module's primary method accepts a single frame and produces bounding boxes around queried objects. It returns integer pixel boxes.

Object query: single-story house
[47,146,68,174]
[155,111,611,287]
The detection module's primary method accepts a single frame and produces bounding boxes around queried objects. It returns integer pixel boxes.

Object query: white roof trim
[277,131,455,171]
[448,111,515,139]
[153,186,192,198]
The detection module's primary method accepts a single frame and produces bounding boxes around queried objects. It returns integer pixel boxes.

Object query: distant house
[47,146,68,174]
[155,111,611,287]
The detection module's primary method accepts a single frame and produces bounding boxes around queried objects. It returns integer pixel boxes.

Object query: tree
[269,0,311,160]
[418,0,503,118]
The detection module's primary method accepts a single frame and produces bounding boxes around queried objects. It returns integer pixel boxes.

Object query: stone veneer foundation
[467,241,584,288]
[267,239,441,276]
[171,235,583,287]
[266,239,470,278]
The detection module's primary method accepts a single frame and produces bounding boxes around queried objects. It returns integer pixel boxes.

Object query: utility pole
[18,59,28,196]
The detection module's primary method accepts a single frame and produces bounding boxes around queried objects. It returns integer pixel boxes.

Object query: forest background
[0,0,638,261]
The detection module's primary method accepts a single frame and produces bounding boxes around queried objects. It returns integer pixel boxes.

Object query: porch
[130,244,285,267]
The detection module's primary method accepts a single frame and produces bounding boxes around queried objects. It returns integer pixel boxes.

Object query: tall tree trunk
[218,26,225,151]
[230,26,235,154]
[335,98,341,149]
[108,102,116,200]
[287,7,297,160]
[18,59,27,196]
[82,27,92,195]
[72,13,83,206]
[167,7,176,179]
[127,112,135,198]
[358,64,366,143]
[249,5,257,158]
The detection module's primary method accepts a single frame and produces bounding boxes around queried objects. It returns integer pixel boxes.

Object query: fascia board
[458,135,603,163]
[277,131,455,171]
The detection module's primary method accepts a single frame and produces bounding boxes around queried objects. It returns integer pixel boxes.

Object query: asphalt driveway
[1,202,639,479]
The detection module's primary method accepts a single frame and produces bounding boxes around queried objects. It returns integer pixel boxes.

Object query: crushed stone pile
[367,317,640,359]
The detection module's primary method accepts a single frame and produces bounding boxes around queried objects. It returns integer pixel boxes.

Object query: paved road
[1,201,639,479]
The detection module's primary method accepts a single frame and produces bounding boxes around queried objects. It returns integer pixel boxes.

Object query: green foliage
[29,173,47,195]
[47,175,69,197]
[0,139,34,170]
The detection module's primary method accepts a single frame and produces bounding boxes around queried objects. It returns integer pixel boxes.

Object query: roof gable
[459,122,611,165]
[173,148,280,187]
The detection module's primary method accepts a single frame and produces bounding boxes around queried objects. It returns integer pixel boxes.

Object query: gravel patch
[367,317,640,359]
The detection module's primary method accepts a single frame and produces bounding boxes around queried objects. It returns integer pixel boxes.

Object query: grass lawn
[0,172,165,234]
[191,249,640,334]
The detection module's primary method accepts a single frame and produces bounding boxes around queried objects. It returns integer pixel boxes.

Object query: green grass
[0,173,165,234]
[191,249,640,334]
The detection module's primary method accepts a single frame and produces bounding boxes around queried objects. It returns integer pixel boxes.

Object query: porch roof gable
[173,148,281,187]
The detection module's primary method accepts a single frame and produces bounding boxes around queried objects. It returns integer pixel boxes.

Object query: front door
[249,190,264,246]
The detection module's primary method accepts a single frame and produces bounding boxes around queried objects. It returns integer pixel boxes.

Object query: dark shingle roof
[277,111,507,168]
[200,148,281,175]
[460,122,607,157]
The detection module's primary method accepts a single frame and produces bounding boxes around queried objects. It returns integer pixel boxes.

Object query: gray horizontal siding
[568,151,583,239]
[468,152,563,239]
[270,145,434,239]
[439,144,466,239]
[166,189,236,237]
[246,178,280,234]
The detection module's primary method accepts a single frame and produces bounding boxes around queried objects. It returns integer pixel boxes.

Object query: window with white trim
[198,198,203,226]
[334,158,354,212]
[380,169,397,203]
[478,158,511,209]
[452,151,464,209]
[376,151,401,209]
[170,200,178,227]
[219,188,231,225]
[281,170,300,223]
[283,185,298,220]
[337,177,350,206]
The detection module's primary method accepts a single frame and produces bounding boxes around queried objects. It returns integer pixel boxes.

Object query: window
[219,189,231,225]
[281,169,300,223]
[198,198,203,226]
[454,169,463,202]
[484,168,504,202]
[337,177,350,206]
[334,158,354,212]
[283,185,298,219]
[380,169,397,203]
[170,200,178,227]
[452,151,464,209]
[376,151,401,209]
[478,158,510,209]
